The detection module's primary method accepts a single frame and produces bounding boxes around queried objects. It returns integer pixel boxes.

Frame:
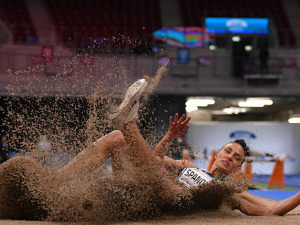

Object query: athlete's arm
[233,191,300,216]
[163,156,197,170]
[153,113,191,159]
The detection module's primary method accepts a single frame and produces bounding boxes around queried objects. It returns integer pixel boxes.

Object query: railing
[0,47,299,96]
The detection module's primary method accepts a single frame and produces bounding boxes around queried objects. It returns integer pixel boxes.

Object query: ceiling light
[238,101,265,107]
[223,107,247,114]
[209,45,217,50]
[185,106,198,112]
[288,116,300,123]
[238,98,273,107]
[186,98,215,107]
[246,98,273,105]
[211,110,227,115]
[232,36,240,42]
[245,45,252,51]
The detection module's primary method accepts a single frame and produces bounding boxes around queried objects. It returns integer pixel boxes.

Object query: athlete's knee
[0,156,45,186]
[1,156,36,169]
[109,130,123,138]
[2,156,41,171]
[109,130,126,147]
[93,130,126,147]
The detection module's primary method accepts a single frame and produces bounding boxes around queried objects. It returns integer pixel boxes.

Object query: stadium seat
[45,0,162,51]
[0,0,38,44]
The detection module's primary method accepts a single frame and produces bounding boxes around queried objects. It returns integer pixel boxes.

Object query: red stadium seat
[0,0,38,44]
[44,0,161,51]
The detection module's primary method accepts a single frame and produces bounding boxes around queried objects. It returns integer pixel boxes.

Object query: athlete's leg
[57,79,152,180]
[109,82,190,205]
[119,121,160,168]
[0,156,51,219]
[119,120,192,206]
[0,156,93,221]
[57,130,129,180]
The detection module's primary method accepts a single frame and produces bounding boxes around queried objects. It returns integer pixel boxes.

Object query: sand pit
[2,65,300,225]
[0,198,299,225]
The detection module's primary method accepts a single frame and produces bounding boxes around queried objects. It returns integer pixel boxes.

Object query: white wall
[187,121,300,175]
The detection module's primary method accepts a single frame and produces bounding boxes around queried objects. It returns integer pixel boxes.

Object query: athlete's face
[214,143,245,175]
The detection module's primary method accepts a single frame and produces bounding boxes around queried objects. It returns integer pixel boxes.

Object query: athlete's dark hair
[233,139,250,156]
[232,139,250,164]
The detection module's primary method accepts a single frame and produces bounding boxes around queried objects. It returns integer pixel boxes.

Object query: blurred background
[0,0,300,188]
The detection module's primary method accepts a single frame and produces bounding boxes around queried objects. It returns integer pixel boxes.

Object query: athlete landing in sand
[102,78,300,216]
[1,78,300,220]
[59,78,300,216]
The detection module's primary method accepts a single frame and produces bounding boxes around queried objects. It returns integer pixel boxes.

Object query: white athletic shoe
[109,78,148,125]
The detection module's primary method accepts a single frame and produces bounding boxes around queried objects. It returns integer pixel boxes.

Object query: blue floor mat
[248,190,299,201]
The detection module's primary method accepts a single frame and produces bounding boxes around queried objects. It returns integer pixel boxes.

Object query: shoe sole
[109,80,148,121]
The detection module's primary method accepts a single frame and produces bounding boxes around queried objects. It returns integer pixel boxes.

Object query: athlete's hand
[168,113,191,138]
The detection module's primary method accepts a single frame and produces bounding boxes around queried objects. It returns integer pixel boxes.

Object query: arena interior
[0,0,300,224]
